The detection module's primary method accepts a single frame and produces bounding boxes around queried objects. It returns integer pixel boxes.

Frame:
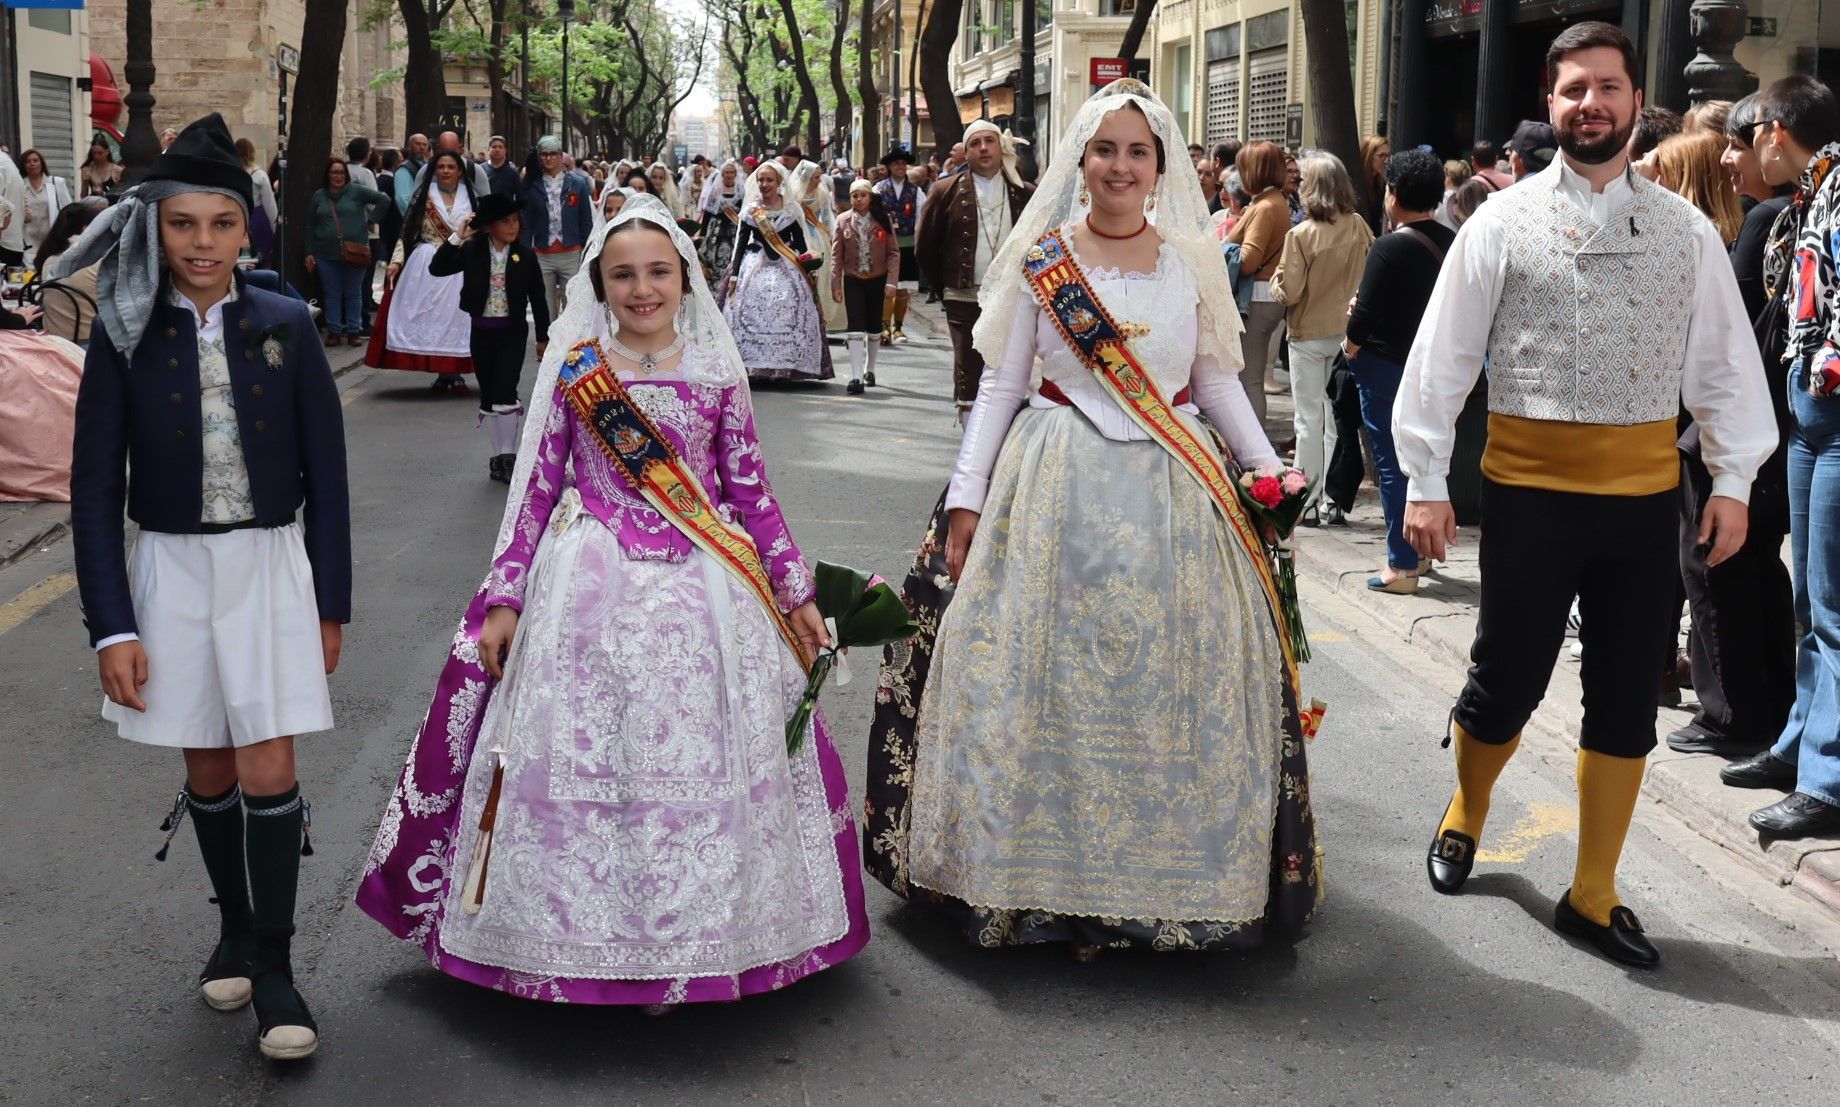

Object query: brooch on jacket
[245,322,292,369]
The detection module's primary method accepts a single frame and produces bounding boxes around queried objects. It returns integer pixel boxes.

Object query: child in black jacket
[429,191,550,481]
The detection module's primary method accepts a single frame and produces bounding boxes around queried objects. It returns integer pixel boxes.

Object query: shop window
[1104,0,1136,15]
[26,9,71,33]
[1172,43,1193,139]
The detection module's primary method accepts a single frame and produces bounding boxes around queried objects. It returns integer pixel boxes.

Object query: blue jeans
[317,256,363,335]
[1770,360,1840,806]
[1348,350,1417,571]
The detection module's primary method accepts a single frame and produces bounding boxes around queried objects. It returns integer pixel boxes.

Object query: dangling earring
[1144,187,1157,216]
[1077,182,1091,208]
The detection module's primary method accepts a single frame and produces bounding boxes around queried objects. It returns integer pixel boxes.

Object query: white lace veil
[489,193,747,562]
[970,78,1245,373]
[740,161,796,226]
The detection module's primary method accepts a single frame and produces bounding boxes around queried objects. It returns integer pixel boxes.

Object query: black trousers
[1453,478,1678,757]
[942,298,984,407]
[469,321,528,412]
[1677,453,1796,742]
[842,274,884,334]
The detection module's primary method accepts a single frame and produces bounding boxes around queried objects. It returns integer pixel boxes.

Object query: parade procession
[10,0,1840,1101]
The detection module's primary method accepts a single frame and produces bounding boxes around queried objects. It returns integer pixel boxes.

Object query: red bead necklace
[1086,215,1149,240]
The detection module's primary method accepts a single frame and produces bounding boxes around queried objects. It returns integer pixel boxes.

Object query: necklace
[605,314,684,375]
[975,174,1006,256]
[1087,216,1149,240]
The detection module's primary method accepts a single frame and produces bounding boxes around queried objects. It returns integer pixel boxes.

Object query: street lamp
[1015,0,1037,180]
[520,0,532,154]
[558,0,576,153]
[120,0,159,184]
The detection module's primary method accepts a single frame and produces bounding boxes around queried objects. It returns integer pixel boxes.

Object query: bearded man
[1393,21,1776,969]
[915,121,1034,419]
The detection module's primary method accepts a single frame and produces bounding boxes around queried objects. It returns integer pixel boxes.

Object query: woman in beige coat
[1227,141,1294,429]
[1271,153,1372,523]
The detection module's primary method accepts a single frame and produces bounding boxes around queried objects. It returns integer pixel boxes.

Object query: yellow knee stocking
[1438,723,1521,842]
[894,290,910,326]
[881,296,896,331]
[1569,748,1646,926]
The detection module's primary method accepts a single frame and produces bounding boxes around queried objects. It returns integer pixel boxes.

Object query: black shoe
[1749,792,1840,837]
[1426,828,1475,895]
[1721,751,1797,790]
[1554,891,1660,969]
[863,370,876,387]
[1657,675,1682,710]
[198,931,254,1011]
[251,967,319,1061]
[846,378,864,394]
[1666,723,1769,756]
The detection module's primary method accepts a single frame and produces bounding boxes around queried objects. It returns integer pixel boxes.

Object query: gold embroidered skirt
[906,406,1314,930]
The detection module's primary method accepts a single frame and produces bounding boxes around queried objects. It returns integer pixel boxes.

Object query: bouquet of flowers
[1234,465,1316,663]
[796,250,824,274]
[785,561,920,753]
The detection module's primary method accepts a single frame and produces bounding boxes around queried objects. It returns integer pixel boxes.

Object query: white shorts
[101,524,334,749]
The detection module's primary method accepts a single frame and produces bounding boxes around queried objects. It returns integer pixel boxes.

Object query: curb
[1289,527,1840,921]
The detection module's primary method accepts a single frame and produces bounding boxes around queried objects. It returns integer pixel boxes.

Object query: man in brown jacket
[916,120,1034,420]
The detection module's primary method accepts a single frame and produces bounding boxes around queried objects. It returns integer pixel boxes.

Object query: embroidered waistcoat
[1484,177,1700,425]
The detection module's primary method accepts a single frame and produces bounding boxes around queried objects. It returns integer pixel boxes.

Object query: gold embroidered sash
[557,339,807,669]
[1022,228,1298,693]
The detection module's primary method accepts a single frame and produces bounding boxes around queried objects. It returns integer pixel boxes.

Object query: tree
[773,0,826,152]
[395,0,462,134]
[857,0,878,162]
[826,0,853,158]
[1116,0,1156,62]
[917,0,964,158]
[1297,0,1365,219]
[281,0,352,296]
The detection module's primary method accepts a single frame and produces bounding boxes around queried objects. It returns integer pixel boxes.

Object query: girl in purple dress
[356,196,869,1006]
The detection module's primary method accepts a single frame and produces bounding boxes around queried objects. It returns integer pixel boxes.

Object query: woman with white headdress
[647,163,682,222]
[355,193,870,1006]
[723,160,832,381]
[366,150,478,392]
[789,159,847,334]
[865,79,1321,956]
[697,160,744,273]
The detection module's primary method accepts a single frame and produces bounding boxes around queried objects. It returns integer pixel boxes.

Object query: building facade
[868,0,934,162]
[952,0,1148,170]
[1392,0,1840,157]
[1149,0,1386,151]
[0,5,93,181]
[87,0,403,166]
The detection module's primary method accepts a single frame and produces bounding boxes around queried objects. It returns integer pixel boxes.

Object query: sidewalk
[0,341,369,573]
[1287,479,1840,917]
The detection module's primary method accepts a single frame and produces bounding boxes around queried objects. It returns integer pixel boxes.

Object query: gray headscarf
[49,180,250,357]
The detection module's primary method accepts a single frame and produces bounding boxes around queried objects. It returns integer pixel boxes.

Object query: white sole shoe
[258,1024,319,1061]
[201,975,253,1011]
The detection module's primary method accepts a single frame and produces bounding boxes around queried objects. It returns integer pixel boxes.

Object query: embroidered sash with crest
[557,339,808,669]
[1022,228,1299,692]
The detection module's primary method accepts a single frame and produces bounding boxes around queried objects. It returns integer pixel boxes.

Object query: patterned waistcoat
[1485,175,1701,425]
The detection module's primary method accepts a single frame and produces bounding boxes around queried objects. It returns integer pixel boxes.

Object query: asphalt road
[4,335,1839,1106]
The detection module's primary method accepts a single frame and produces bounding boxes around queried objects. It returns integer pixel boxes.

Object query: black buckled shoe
[863,370,876,387]
[1749,792,1840,838]
[1555,892,1660,969]
[1427,829,1476,895]
[1720,751,1797,790]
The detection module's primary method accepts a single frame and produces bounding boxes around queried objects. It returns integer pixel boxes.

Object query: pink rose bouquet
[1233,464,1318,662]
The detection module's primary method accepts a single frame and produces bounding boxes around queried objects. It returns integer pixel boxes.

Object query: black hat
[475,191,521,227]
[880,145,914,167]
[1501,119,1560,160]
[143,113,255,212]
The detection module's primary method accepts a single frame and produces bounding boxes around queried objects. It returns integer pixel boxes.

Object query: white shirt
[971,170,1007,288]
[1392,156,1777,504]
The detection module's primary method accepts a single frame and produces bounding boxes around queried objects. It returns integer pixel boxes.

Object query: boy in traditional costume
[428,191,551,483]
[61,113,350,1059]
[1396,23,1775,967]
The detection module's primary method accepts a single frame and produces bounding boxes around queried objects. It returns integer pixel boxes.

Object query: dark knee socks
[243,785,307,1006]
[187,784,255,956]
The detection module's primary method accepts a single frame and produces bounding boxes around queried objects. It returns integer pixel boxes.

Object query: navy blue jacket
[70,273,352,646]
[519,170,595,251]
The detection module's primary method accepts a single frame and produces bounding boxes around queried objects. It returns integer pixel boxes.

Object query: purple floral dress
[357,343,868,1004]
